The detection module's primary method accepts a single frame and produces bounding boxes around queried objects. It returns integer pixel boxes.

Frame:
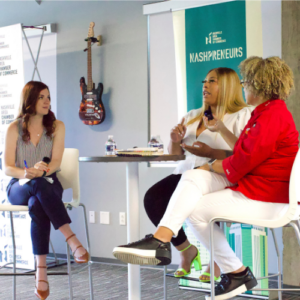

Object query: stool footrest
[0,272,69,276]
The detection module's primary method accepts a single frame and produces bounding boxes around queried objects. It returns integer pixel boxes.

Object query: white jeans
[158,169,288,273]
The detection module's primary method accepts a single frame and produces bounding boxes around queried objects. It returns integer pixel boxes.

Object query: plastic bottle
[105,135,117,155]
[148,135,164,153]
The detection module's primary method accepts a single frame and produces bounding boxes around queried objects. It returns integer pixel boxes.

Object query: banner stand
[22,25,46,81]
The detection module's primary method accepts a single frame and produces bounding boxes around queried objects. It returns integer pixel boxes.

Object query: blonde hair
[239,56,294,100]
[187,67,247,126]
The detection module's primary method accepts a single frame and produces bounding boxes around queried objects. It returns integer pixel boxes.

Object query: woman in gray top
[4,81,88,300]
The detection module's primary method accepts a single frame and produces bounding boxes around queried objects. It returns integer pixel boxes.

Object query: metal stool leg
[271,229,282,300]
[290,221,300,247]
[164,265,167,300]
[66,244,73,300]
[80,203,94,300]
[10,212,16,300]
[209,220,216,300]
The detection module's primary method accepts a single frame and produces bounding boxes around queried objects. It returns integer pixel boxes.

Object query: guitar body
[79,77,105,125]
[79,22,105,125]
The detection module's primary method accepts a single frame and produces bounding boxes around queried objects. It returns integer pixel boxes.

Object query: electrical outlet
[119,212,126,225]
[89,211,95,224]
[100,211,110,225]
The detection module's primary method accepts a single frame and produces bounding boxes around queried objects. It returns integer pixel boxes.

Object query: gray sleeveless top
[15,118,53,168]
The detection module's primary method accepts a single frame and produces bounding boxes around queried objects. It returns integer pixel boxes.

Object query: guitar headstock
[88,22,95,38]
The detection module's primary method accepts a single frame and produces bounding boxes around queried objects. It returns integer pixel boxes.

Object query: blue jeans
[7,173,71,255]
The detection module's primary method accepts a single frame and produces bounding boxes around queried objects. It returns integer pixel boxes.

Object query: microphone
[42,157,51,164]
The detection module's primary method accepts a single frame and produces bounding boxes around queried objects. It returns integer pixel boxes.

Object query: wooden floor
[0,262,298,300]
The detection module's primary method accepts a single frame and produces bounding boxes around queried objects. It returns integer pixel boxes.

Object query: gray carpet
[0,262,298,300]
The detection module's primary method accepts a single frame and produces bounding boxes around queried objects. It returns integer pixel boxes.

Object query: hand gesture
[170,118,187,143]
[34,161,49,172]
[203,115,226,133]
[181,141,212,158]
[24,168,43,179]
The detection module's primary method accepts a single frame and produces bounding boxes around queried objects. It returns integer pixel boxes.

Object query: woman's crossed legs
[114,169,287,298]
[8,177,88,293]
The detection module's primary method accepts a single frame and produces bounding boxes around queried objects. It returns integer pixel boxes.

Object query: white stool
[0,148,94,300]
[208,149,300,300]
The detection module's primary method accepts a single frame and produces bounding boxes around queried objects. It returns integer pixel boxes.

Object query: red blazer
[223,99,299,204]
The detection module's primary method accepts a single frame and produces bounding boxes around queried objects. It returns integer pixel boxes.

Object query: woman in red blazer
[113,56,298,300]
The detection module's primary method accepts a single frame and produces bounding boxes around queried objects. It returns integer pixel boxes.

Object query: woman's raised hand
[181,141,212,157]
[170,118,187,143]
[203,115,226,133]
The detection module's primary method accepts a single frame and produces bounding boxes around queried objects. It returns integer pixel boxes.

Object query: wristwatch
[208,158,217,172]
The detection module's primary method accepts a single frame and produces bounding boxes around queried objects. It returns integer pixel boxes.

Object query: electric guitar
[79,22,105,125]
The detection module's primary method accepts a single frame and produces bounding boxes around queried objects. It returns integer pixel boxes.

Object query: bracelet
[208,158,217,172]
[209,163,215,172]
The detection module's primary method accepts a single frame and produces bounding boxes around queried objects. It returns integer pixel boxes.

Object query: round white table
[79,155,185,300]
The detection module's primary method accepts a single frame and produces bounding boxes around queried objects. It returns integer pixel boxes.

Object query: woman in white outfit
[114,56,298,300]
[114,67,252,281]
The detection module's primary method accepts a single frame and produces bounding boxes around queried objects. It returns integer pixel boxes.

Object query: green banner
[185,0,247,111]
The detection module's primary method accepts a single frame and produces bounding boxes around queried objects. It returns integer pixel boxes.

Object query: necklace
[28,125,43,138]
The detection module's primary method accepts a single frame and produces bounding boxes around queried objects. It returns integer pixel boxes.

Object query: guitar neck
[87,39,93,91]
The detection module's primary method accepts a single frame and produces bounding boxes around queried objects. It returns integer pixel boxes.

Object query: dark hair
[17,81,56,142]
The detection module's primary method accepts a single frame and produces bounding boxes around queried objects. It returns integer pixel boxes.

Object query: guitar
[79,22,105,125]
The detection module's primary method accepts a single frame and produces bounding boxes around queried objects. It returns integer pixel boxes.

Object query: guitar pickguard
[79,79,105,125]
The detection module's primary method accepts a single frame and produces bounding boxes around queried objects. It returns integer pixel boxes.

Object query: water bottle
[105,135,117,155]
[148,135,164,153]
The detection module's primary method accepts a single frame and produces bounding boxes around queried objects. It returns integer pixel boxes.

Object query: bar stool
[0,148,94,300]
[208,149,300,300]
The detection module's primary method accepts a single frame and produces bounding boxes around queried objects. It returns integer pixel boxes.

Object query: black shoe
[113,234,171,266]
[205,267,257,300]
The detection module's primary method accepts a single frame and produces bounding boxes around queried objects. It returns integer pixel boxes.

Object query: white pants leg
[158,169,233,236]
[186,188,288,273]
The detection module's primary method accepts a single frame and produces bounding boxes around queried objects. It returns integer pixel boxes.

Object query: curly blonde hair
[239,56,294,100]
